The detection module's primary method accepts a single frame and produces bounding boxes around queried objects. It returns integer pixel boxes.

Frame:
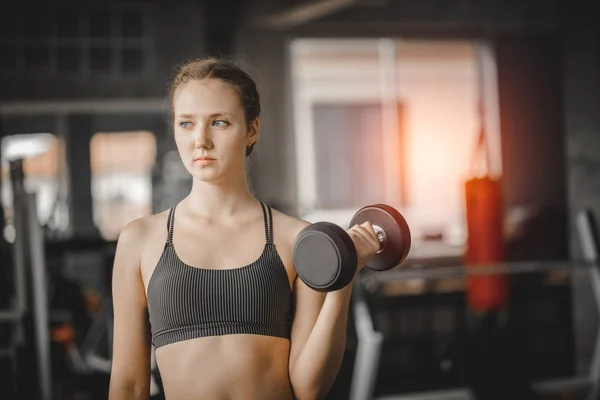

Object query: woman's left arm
[288,222,380,400]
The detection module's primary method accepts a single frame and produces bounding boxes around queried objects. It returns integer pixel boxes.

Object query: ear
[247,117,260,145]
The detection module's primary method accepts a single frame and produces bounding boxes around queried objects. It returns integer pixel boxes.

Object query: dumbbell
[293,204,411,292]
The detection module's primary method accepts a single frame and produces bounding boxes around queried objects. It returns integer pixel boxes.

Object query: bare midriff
[155,334,294,400]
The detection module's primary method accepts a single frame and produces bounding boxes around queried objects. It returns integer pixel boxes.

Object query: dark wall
[0,2,207,101]
[561,0,600,375]
[495,35,568,261]
[562,3,600,261]
[235,33,294,212]
[261,0,560,37]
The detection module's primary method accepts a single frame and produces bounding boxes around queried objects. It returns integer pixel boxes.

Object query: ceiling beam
[0,99,166,116]
[254,0,362,29]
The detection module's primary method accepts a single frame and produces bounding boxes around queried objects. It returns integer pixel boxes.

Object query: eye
[179,121,193,129]
[213,119,229,127]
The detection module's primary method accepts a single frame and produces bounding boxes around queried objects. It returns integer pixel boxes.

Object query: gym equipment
[0,158,162,399]
[464,85,508,312]
[465,176,509,312]
[0,159,53,400]
[293,204,411,292]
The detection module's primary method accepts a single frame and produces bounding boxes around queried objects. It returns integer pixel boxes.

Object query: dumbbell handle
[372,224,387,254]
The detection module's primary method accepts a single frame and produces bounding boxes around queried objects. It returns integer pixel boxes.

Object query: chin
[189,165,225,182]
[191,170,220,182]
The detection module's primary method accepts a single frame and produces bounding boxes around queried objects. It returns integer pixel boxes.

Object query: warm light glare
[2,133,54,161]
[291,39,492,253]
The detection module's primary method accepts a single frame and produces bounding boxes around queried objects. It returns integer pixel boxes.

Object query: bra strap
[259,202,273,244]
[166,206,176,247]
[267,205,274,244]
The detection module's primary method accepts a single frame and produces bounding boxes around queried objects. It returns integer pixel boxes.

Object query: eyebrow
[175,112,234,119]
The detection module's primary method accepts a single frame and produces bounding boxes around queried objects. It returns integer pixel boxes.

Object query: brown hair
[168,57,261,156]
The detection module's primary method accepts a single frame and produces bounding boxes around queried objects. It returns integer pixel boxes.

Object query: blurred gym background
[1,0,599,399]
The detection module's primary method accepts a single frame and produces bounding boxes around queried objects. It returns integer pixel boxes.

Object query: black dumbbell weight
[293,204,411,292]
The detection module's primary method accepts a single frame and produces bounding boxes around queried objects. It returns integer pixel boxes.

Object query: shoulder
[268,206,311,244]
[267,206,311,281]
[116,209,171,254]
[112,209,172,281]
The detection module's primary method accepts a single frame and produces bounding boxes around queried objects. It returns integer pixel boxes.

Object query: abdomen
[155,335,293,400]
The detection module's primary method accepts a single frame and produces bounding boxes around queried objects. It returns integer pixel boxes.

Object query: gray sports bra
[146,202,293,348]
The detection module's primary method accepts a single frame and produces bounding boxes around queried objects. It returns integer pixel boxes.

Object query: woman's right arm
[108,219,152,400]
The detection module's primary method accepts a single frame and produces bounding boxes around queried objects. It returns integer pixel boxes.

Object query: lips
[194,156,216,166]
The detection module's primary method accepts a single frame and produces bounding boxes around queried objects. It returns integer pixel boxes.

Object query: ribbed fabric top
[146,202,293,348]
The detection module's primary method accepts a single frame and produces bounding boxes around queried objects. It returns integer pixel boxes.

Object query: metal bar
[531,376,591,395]
[587,268,600,400]
[349,292,384,400]
[576,209,599,263]
[1,162,29,344]
[357,260,597,285]
[378,38,403,210]
[0,98,166,115]
[12,189,28,325]
[254,0,360,29]
[0,310,22,321]
[376,387,475,400]
[573,208,600,400]
[150,346,160,396]
[27,193,53,400]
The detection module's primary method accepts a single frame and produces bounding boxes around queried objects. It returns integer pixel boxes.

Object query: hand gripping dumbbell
[293,204,411,292]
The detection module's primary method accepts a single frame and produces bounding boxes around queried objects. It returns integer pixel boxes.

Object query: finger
[359,221,380,243]
[360,220,374,231]
[348,224,372,242]
[350,223,373,233]
[349,224,377,246]
[351,223,380,251]
[347,226,370,248]
[347,229,378,271]
[348,234,379,259]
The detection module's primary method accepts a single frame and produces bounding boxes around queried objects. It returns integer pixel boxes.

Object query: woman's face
[172,78,258,182]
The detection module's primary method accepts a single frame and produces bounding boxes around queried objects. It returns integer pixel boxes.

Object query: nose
[193,123,213,149]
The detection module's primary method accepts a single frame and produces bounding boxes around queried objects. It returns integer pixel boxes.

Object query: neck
[182,171,257,219]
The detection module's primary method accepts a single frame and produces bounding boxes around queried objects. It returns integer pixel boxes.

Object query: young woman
[108,57,380,400]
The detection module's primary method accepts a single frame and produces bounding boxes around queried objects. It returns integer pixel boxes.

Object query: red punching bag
[464,104,509,312]
[465,176,509,312]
